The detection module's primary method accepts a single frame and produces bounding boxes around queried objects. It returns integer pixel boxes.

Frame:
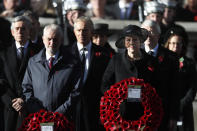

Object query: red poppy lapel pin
[179,57,184,69]
[95,52,102,57]
[158,55,164,63]
[110,52,113,58]
[148,65,154,72]
[194,16,197,21]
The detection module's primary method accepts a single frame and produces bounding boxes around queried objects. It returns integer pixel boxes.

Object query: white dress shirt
[46,51,59,66]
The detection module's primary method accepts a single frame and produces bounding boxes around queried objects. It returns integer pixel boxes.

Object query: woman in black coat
[101,25,159,122]
[164,26,197,131]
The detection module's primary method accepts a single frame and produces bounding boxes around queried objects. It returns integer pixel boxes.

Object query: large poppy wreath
[100,77,163,131]
[18,109,74,131]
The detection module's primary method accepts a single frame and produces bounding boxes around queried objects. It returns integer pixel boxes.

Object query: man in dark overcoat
[66,16,110,131]
[0,15,38,131]
[141,19,180,131]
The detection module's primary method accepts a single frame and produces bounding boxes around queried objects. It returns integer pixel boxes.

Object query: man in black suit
[141,19,180,131]
[67,16,110,131]
[0,15,38,131]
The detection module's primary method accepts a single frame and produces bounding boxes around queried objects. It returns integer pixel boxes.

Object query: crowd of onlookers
[0,0,197,20]
[0,0,197,131]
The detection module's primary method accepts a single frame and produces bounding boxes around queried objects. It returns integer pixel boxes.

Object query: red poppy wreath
[18,109,74,131]
[100,77,163,131]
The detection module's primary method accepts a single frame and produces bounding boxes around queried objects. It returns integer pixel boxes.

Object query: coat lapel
[18,42,33,76]
[72,43,81,60]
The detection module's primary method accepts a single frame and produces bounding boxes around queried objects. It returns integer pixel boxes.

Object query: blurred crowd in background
[0,0,197,21]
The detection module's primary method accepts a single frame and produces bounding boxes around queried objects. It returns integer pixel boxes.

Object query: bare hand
[12,98,24,112]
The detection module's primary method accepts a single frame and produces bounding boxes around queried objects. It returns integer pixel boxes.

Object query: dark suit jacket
[0,41,38,131]
[65,43,110,131]
[103,42,116,58]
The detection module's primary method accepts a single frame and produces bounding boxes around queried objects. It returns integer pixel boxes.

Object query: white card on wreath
[40,122,54,131]
[128,88,141,99]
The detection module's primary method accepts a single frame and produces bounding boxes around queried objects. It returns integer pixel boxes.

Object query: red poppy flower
[179,61,184,69]
[110,52,113,58]
[18,110,74,131]
[95,52,101,57]
[148,66,154,72]
[179,57,184,69]
[158,56,164,62]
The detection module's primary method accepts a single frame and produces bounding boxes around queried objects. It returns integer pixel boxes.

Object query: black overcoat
[0,41,38,131]
[178,56,197,131]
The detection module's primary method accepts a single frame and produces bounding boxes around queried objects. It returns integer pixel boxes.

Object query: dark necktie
[81,48,86,83]
[81,48,86,69]
[17,47,24,66]
[49,57,54,69]
[19,47,24,60]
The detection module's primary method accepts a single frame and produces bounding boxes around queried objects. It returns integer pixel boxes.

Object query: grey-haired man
[0,15,38,131]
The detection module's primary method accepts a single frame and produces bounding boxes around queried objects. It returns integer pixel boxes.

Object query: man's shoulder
[60,45,79,61]
[63,43,78,55]
[28,49,45,63]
